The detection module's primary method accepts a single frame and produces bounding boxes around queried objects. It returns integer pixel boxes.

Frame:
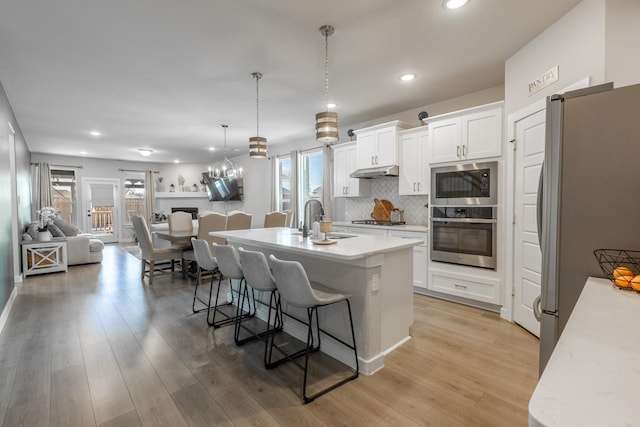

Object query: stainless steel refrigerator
[538,82,640,374]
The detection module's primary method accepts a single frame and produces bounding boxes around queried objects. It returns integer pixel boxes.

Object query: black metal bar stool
[208,244,254,328]
[189,238,219,314]
[268,254,359,404]
[235,248,283,359]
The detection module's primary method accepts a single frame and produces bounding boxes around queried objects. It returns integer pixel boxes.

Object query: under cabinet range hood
[350,165,399,179]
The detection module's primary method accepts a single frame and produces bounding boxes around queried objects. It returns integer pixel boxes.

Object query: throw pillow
[48,222,65,237]
[22,233,33,241]
[27,223,39,240]
[53,217,81,236]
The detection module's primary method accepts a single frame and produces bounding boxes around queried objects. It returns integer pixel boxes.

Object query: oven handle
[430,218,497,224]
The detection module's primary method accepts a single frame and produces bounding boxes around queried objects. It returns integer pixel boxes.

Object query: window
[51,169,76,224]
[275,155,291,212]
[299,148,323,214]
[124,177,145,224]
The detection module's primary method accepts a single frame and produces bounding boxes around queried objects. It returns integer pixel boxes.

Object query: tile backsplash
[342,177,429,225]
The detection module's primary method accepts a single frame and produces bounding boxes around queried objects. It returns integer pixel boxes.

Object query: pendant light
[249,72,267,158]
[315,25,339,143]
[209,124,242,178]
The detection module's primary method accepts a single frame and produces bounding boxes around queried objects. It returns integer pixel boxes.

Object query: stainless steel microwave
[431,161,497,206]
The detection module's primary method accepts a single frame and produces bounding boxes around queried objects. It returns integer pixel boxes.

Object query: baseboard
[0,285,18,335]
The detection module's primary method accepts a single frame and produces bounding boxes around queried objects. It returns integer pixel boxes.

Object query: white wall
[505,0,606,117]
[605,0,640,87]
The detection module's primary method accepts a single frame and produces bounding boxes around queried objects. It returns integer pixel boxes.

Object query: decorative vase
[38,230,52,241]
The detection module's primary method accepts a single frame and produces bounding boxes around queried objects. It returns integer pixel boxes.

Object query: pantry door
[83,178,120,243]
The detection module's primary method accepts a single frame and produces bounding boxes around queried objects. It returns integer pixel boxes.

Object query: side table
[21,239,68,277]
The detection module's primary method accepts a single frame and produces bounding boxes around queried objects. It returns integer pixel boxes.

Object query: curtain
[270,156,277,212]
[38,162,52,209]
[144,170,155,223]
[289,150,299,229]
[321,145,333,221]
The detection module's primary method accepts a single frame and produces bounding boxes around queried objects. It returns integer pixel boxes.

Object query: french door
[82,178,119,243]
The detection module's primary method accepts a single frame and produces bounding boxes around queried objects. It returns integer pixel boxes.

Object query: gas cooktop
[351,220,406,226]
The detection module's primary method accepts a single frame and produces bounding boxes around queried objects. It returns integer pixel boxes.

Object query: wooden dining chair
[226,211,252,231]
[264,211,288,228]
[183,212,228,273]
[131,215,183,285]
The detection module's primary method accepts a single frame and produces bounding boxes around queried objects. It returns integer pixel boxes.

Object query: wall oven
[430,206,497,270]
[431,161,497,206]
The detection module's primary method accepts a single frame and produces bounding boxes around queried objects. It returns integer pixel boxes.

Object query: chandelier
[208,124,242,178]
[249,72,267,158]
[315,25,339,143]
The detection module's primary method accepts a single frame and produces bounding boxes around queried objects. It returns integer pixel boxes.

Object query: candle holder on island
[320,221,332,242]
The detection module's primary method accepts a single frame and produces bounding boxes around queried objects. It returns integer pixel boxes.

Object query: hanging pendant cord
[255,74,260,136]
[324,29,330,112]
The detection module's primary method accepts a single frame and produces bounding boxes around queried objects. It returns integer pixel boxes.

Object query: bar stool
[209,244,254,328]
[236,248,283,358]
[189,238,219,314]
[268,254,359,404]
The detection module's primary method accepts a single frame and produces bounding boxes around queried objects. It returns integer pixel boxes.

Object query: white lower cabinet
[427,268,501,305]
[386,229,428,291]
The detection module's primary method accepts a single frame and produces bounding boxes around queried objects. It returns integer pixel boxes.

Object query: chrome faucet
[302,199,324,238]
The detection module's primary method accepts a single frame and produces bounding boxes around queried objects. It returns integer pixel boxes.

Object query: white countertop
[529,277,640,427]
[211,227,422,261]
[333,221,428,233]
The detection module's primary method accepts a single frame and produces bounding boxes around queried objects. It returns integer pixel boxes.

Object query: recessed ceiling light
[138,149,153,157]
[80,151,88,155]
[89,130,101,137]
[443,0,468,9]
[326,103,337,109]
[208,147,216,151]
[174,159,180,163]
[400,73,416,82]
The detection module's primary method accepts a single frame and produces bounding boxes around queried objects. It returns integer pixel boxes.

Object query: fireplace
[171,207,198,219]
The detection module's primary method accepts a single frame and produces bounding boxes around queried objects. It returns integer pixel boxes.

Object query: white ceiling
[0,0,581,163]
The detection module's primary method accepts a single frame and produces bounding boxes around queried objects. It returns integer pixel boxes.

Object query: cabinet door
[429,117,461,164]
[416,131,430,194]
[375,127,397,167]
[413,245,428,289]
[333,146,349,197]
[462,107,502,160]
[345,144,369,197]
[356,131,376,169]
[399,133,419,195]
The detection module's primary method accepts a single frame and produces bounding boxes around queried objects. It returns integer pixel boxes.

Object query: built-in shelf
[155,192,208,199]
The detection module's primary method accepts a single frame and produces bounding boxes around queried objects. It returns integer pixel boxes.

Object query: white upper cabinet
[398,127,429,195]
[427,102,503,164]
[355,121,411,169]
[333,142,370,198]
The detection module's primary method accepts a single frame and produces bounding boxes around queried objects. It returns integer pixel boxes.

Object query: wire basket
[593,249,640,290]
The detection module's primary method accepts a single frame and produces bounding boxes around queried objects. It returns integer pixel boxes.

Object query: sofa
[24,218,105,266]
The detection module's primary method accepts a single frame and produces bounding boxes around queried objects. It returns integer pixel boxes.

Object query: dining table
[154,230,196,244]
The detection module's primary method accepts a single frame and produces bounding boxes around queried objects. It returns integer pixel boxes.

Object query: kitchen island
[210,227,423,374]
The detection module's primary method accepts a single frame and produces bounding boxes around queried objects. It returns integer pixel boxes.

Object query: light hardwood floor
[0,245,539,426]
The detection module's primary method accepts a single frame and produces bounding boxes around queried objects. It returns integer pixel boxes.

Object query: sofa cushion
[26,223,39,240]
[22,233,33,241]
[54,217,82,236]
[89,239,105,252]
[48,222,65,237]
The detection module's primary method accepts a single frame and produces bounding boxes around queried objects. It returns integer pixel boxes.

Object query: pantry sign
[528,65,559,96]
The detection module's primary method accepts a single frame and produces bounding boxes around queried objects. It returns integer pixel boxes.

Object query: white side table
[21,239,68,276]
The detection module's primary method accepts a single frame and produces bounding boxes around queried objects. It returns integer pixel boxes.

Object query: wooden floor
[0,245,539,427]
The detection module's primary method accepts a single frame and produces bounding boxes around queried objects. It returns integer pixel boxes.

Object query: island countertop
[210,226,423,262]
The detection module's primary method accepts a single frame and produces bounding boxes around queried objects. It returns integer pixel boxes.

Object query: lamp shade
[249,136,267,158]
[315,111,339,142]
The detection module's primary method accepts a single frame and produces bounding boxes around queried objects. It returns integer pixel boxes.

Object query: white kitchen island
[211,227,423,374]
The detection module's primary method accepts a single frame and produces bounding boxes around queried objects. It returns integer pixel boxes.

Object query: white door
[83,178,119,243]
[513,109,546,337]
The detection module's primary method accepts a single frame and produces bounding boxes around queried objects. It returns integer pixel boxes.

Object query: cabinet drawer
[428,272,500,304]
[387,230,427,244]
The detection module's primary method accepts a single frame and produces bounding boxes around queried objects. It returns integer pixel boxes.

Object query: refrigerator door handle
[533,294,542,322]
[536,162,544,249]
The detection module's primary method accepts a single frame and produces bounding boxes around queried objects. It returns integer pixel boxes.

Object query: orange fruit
[631,275,640,291]
[613,266,634,278]
[615,275,633,288]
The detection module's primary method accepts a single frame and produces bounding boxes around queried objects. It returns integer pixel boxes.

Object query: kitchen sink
[325,233,357,240]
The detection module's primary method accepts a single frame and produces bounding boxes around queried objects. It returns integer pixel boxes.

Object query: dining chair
[268,254,359,404]
[263,211,288,228]
[226,211,252,230]
[168,211,196,276]
[183,212,228,273]
[131,215,184,285]
[190,238,219,314]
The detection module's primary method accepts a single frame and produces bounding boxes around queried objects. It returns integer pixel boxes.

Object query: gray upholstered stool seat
[268,254,359,404]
